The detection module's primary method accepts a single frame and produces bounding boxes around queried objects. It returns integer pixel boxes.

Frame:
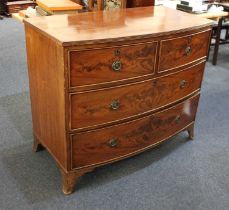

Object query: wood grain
[24,8,212,194]
[158,30,211,72]
[60,166,94,195]
[69,42,157,87]
[23,6,213,46]
[70,62,205,131]
[6,1,36,15]
[25,25,68,169]
[71,94,200,169]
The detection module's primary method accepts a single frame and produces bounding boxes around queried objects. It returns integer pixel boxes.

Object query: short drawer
[158,30,211,72]
[71,94,199,169]
[70,62,205,130]
[69,42,157,88]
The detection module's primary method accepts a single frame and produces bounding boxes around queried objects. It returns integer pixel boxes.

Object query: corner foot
[187,124,194,140]
[60,168,94,195]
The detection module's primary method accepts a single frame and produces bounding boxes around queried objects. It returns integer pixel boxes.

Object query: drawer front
[158,30,211,72]
[71,94,199,169]
[7,5,22,13]
[70,62,205,130]
[7,3,35,13]
[69,42,157,88]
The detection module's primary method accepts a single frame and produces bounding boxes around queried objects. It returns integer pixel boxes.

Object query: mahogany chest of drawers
[4,0,36,16]
[24,6,212,195]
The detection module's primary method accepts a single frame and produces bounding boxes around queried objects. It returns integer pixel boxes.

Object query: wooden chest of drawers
[5,1,36,15]
[24,6,212,195]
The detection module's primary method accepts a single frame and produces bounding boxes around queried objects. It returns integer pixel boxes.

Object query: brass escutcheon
[152,80,157,86]
[108,138,118,147]
[110,100,120,110]
[115,49,121,56]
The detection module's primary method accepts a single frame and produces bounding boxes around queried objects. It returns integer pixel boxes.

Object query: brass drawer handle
[115,49,121,56]
[108,138,118,147]
[110,100,120,110]
[175,115,181,124]
[185,46,192,56]
[180,80,188,89]
[112,60,122,71]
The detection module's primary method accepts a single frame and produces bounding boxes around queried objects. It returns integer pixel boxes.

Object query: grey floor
[0,18,229,210]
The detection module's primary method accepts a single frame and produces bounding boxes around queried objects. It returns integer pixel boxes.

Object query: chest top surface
[24,6,212,46]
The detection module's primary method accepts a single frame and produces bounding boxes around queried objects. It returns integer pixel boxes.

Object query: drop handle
[110,100,120,110]
[108,138,118,148]
[112,60,122,71]
[185,46,192,56]
[180,80,188,89]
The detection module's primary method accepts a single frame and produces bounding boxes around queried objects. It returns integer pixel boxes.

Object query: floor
[0,18,229,210]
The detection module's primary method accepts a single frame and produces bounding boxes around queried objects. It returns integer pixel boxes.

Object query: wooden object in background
[36,0,82,13]
[5,0,36,16]
[24,6,212,195]
[127,0,154,7]
[199,8,229,65]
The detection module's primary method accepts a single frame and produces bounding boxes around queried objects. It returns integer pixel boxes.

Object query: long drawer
[70,62,205,130]
[71,94,199,169]
[69,42,157,88]
[158,30,211,72]
[6,1,36,14]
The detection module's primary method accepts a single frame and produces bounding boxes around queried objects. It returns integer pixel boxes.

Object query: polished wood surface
[24,7,212,194]
[158,30,211,72]
[69,42,157,87]
[24,6,212,46]
[25,24,68,170]
[36,0,82,11]
[71,94,199,169]
[70,62,205,131]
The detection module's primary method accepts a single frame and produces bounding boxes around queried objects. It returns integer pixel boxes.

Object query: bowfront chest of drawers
[24,6,212,195]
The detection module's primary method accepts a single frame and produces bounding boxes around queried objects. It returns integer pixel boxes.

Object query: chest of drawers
[4,0,36,16]
[24,6,212,195]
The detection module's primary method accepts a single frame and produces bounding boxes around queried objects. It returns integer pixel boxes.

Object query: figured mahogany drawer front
[70,62,205,130]
[69,42,157,88]
[71,94,199,169]
[7,3,36,14]
[158,30,211,72]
